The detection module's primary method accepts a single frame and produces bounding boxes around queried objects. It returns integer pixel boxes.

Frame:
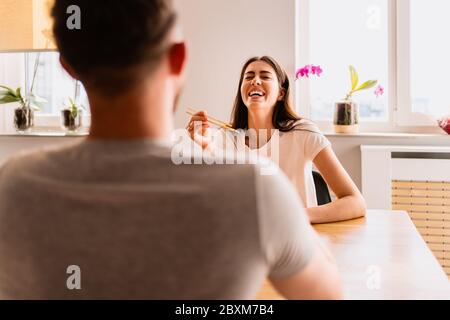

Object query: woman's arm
[307,146,366,224]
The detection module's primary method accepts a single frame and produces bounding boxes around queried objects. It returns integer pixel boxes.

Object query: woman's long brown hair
[230,56,301,132]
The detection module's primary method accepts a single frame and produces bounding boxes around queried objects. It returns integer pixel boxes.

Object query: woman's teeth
[249,90,264,97]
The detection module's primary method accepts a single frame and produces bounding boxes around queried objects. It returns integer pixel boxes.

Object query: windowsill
[0,126,89,138]
[1,128,448,139]
[324,132,449,138]
[0,132,88,138]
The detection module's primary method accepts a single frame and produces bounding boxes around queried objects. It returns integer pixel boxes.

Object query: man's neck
[87,79,174,140]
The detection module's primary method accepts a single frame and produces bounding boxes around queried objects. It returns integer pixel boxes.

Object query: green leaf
[355,80,378,92]
[0,85,16,93]
[0,85,18,98]
[0,95,20,104]
[6,92,19,100]
[16,87,23,99]
[66,97,84,117]
[349,66,359,91]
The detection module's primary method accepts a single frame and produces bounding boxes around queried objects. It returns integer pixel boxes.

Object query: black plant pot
[61,109,82,132]
[14,107,34,132]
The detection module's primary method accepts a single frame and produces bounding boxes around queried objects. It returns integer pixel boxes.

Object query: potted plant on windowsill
[0,85,44,132]
[0,53,45,133]
[61,80,84,132]
[61,98,84,132]
[334,66,384,134]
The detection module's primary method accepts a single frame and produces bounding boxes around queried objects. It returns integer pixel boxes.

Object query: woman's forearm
[306,195,366,224]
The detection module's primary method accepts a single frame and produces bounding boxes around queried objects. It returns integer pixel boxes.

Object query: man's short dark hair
[52,0,176,95]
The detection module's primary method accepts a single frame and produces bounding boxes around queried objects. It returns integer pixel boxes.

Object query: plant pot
[334,124,359,134]
[333,100,359,134]
[14,107,34,132]
[61,109,82,132]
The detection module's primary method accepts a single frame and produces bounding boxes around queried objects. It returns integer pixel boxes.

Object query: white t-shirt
[212,119,331,207]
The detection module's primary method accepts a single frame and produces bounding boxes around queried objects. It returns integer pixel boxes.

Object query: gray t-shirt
[0,138,315,299]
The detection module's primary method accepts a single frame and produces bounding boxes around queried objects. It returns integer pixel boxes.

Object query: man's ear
[168,42,187,76]
[59,56,80,80]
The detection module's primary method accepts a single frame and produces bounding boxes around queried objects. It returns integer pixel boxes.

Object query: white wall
[174,0,296,129]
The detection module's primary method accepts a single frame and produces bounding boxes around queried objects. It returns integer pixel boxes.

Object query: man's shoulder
[0,142,79,180]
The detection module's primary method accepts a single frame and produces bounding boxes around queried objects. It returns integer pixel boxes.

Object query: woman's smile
[248,89,266,101]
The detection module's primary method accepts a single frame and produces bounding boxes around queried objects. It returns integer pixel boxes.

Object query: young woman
[186,56,366,224]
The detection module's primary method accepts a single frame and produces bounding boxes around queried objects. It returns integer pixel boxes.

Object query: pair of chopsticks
[186,107,237,133]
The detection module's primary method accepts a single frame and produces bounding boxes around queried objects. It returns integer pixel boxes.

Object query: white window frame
[396,0,437,127]
[296,0,441,134]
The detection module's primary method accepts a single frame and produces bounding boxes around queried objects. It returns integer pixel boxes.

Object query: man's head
[52,0,185,99]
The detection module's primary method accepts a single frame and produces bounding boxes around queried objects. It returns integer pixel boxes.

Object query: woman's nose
[251,78,262,85]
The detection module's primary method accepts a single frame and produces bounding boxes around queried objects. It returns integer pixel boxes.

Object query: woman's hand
[186,110,212,150]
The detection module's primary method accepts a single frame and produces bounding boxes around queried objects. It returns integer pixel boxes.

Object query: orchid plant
[64,97,85,119]
[0,54,46,111]
[63,80,85,119]
[345,65,383,100]
[296,64,384,100]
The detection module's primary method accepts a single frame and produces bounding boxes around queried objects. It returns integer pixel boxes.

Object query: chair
[312,171,332,205]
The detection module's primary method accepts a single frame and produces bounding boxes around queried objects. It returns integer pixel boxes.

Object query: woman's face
[240,60,284,111]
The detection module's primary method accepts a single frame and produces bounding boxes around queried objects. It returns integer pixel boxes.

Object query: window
[25,52,89,116]
[397,0,450,125]
[306,0,388,122]
[297,0,449,131]
[0,51,89,131]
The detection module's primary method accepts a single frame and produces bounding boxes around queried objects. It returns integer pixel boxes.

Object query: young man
[0,0,342,299]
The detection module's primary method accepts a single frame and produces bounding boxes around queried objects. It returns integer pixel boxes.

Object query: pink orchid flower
[296,66,310,78]
[311,65,323,77]
[374,85,384,97]
[438,117,450,134]
[296,64,322,80]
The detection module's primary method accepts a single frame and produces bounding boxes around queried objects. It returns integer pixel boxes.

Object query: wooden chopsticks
[186,107,237,133]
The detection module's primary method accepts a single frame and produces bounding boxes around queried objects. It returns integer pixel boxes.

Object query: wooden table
[257,210,450,300]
